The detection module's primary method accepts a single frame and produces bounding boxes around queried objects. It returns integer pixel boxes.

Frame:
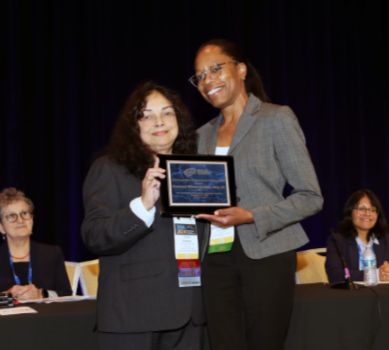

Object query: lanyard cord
[8,249,32,285]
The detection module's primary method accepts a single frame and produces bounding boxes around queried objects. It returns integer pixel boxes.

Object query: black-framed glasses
[188,61,239,87]
[3,211,33,223]
[353,207,379,215]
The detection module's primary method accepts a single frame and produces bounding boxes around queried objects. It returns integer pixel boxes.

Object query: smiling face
[352,196,378,237]
[0,200,34,241]
[194,45,247,110]
[138,91,179,154]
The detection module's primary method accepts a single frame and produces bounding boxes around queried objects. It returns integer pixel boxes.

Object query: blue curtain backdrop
[1,0,389,261]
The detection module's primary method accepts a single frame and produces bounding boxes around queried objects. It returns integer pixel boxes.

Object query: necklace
[11,252,30,259]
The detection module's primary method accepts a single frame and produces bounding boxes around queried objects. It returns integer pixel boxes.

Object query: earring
[2,234,6,241]
[240,77,246,81]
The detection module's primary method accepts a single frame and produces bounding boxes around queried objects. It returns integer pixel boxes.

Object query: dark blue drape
[2,0,389,261]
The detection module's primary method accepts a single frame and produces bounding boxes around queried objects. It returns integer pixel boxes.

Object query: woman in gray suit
[190,39,323,350]
[81,82,205,350]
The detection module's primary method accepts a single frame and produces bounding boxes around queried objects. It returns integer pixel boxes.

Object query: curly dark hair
[104,81,197,179]
[197,39,270,102]
[338,189,388,240]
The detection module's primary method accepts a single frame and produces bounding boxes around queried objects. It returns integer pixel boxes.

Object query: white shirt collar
[355,234,379,248]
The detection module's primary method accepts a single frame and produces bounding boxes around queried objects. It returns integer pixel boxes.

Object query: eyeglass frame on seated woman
[353,205,379,215]
[338,189,387,240]
[3,210,33,224]
[188,61,239,87]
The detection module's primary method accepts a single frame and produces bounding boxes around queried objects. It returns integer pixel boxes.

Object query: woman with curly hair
[81,81,205,350]
[326,189,389,283]
[0,187,71,299]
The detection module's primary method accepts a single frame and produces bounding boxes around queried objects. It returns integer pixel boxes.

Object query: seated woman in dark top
[0,187,72,300]
[325,189,389,283]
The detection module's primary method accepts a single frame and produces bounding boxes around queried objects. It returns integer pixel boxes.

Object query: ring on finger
[15,294,19,298]
[147,177,153,181]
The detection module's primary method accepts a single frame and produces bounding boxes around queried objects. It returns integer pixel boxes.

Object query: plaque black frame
[158,154,237,217]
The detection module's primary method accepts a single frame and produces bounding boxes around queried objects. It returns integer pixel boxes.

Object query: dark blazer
[81,156,205,334]
[325,232,389,283]
[197,94,323,259]
[0,240,72,296]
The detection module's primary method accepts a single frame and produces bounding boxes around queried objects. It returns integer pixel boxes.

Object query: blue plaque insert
[168,161,230,206]
[158,154,236,216]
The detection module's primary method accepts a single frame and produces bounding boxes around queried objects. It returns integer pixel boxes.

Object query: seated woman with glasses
[325,189,389,283]
[0,188,72,300]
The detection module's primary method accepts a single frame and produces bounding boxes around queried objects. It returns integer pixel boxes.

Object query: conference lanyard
[357,243,376,271]
[8,249,32,285]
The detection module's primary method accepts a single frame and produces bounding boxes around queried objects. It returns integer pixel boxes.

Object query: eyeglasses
[188,61,239,87]
[353,207,379,215]
[3,211,33,223]
[138,110,176,126]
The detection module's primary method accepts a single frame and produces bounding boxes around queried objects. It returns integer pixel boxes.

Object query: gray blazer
[197,94,323,259]
[81,156,205,333]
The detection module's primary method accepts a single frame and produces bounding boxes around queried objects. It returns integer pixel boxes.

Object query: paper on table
[18,295,96,304]
[0,306,37,316]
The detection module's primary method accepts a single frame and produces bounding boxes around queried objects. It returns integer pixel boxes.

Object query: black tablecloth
[1,284,389,350]
[285,283,389,350]
[0,300,97,350]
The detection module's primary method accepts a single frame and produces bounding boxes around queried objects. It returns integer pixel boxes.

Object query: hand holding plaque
[141,157,166,211]
[158,154,237,216]
[195,207,254,227]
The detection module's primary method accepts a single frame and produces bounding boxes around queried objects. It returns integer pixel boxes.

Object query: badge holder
[208,224,235,253]
[173,217,201,287]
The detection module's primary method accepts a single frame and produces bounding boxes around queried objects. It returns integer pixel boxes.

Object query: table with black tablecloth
[285,283,389,350]
[1,284,389,350]
[0,300,97,350]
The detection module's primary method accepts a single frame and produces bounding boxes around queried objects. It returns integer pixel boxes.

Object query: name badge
[208,224,234,253]
[173,217,201,287]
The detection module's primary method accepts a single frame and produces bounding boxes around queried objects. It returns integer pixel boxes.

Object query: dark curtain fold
[1,0,388,261]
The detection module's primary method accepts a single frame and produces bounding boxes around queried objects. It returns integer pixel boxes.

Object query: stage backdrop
[2,0,389,261]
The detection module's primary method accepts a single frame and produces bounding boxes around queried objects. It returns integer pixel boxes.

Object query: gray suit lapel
[204,114,223,155]
[228,95,262,154]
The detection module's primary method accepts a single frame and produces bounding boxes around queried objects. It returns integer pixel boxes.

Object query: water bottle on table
[363,245,378,286]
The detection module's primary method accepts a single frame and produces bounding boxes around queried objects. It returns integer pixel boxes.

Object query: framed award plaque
[158,154,237,217]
